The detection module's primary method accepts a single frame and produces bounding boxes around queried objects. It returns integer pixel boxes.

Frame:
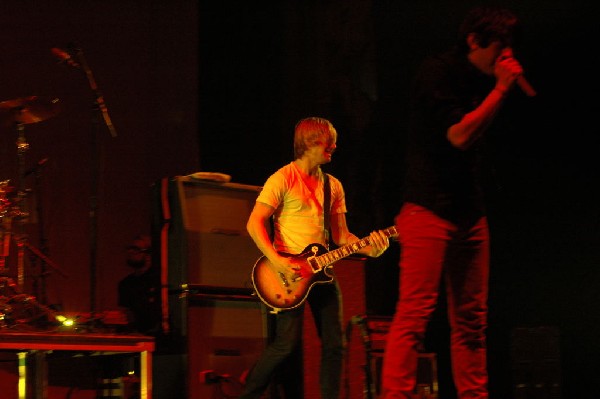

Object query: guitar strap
[323,172,331,249]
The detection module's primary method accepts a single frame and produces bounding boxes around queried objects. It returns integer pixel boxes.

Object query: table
[0,330,155,399]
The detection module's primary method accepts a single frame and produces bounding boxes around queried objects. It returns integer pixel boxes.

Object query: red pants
[382,203,489,399]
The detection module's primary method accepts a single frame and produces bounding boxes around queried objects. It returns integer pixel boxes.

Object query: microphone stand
[71,44,118,317]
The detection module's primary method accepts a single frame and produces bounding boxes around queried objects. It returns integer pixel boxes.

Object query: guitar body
[251,243,333,312]
[251,225,398,312]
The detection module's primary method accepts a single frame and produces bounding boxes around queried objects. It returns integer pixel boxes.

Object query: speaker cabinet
[165,177,265,290]
[511,326,561,399]
[187,298,270,399]
[153,177,271,399]
[155,177,266,340]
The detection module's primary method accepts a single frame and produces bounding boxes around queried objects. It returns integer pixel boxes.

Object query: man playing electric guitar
[239,117,390,399]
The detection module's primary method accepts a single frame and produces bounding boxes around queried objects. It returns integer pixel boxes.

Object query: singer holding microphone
[381,6,533,399]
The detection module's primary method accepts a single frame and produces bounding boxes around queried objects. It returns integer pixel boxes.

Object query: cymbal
[0,96,60,126]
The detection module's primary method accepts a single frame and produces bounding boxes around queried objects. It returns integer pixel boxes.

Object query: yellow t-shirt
[256,162,347,254]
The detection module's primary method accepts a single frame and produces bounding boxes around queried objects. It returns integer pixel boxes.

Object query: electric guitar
[251,226,397,312]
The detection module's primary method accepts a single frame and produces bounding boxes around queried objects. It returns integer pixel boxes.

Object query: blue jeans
[239,281,344,399]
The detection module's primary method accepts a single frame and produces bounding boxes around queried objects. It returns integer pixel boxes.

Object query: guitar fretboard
[315,226,397,267]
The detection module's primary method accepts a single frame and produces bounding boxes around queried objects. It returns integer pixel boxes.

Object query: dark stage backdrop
[0,1,199,313]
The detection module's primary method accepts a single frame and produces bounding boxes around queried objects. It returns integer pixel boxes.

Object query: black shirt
[402,48,495,224]
[117,267,162,335]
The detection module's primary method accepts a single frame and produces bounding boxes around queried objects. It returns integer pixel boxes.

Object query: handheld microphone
[516,75,536,97]
[500,49,536,97]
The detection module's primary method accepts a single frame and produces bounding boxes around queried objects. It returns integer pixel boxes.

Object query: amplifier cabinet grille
[186,231,260,288]
[187,299,270,399]
[166,177,265,289]
[179,181,256,234]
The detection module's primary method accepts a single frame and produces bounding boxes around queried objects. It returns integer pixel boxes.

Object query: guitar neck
[315,226,397,267]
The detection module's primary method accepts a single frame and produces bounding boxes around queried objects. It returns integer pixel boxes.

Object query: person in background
[117,234,162,336]
[239,116,391,399]
[382,6,531,399]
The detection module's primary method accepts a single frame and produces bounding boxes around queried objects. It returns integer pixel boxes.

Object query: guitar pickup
[278,272,290,287]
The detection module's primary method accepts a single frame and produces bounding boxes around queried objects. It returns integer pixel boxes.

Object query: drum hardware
[0,95,60,125]
[0,95,65,330]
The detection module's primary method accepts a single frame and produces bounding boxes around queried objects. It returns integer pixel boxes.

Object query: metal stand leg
[140,350,153,399]
[17,352,27,399]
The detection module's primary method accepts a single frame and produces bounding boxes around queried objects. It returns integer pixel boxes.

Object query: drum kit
[0,95,63,329]
[0,44,119,331]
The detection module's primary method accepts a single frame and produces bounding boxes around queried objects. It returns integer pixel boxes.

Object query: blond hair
[293,117,337,159]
